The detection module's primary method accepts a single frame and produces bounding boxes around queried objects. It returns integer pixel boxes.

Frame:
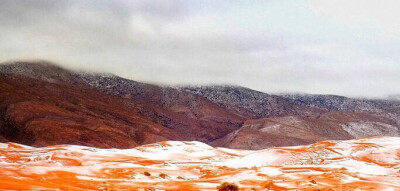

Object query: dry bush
[217,182,239,191]
[159,173,168,179]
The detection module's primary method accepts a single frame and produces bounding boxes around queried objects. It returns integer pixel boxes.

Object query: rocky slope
[182,86,400,149]
[0,72,177,148]
[281,93,400,113]
[181,86,325,118]
[0,137,399,190]
[213,112,400,149]
[75,73,246,143]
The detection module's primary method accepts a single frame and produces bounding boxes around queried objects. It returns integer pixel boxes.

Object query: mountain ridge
[1,60,399,149]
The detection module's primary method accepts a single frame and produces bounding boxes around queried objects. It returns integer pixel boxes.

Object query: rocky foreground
[0,137,399,190]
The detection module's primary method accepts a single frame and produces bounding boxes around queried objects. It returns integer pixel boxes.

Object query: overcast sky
[0,0,399,98]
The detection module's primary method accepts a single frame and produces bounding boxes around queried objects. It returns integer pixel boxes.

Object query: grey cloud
[0,0,399,98]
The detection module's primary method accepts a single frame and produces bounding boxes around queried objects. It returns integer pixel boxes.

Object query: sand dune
[0,137,399,190]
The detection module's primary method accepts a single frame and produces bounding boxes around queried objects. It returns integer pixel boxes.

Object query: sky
[0,0,399,98]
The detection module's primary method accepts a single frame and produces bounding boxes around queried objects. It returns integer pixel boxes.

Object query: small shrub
[143,171,151,176]
[177,176,184,180]
[264,181,275,190]
[217,182,239,191]
[159,173,168,179]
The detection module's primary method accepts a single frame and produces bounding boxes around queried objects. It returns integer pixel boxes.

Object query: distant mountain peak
[1,60,63,69]
[0,60,76,83]
[388,94,400,101]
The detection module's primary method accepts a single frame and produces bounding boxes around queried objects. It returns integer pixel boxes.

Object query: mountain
[0,61,80,83]
[0,61,243,148]
[1,137,399,190]
[181,86,400,149]
[1,61,400,149]
[0,63,175,148]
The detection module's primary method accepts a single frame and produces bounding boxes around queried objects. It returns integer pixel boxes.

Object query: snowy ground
[0,137,399,190]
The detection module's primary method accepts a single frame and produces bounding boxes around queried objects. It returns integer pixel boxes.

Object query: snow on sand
[0,137,399,190]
